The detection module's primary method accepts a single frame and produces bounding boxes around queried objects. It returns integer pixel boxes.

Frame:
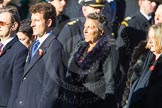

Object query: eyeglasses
[0,21,11,26]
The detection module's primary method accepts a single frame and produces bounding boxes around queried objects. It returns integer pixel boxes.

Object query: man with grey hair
[0,6,28,108]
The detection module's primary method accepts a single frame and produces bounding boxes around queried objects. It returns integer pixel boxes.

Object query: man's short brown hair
[29,2,56,27]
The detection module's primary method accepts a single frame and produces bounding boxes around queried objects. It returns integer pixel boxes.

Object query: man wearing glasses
[0,6,28,108]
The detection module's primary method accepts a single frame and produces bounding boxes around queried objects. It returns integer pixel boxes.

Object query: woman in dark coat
[121,40,149,107]
[126,23,162,108]
[58,12,119,108]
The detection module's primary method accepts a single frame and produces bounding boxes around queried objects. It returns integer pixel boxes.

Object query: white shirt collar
[36,31,53,48]
[1,36,15,50]
[140,10,152,20]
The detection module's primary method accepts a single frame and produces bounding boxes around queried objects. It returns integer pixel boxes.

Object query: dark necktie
[148,18,153,25]
[31,40,40,59]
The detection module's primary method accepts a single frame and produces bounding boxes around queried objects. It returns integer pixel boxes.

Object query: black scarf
[74,36,113,70]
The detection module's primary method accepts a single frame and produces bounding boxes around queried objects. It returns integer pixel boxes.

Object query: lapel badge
[39,49,45,56]
[0,50,4,56]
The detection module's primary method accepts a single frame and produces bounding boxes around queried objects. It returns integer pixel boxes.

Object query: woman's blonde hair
[146,23,162,53]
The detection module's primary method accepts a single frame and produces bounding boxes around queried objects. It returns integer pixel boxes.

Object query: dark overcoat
[127,52,162,108]
[14,33,65,108]
[0,36,28,108]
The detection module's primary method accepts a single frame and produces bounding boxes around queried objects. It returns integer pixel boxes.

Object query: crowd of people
[0,0,162,108]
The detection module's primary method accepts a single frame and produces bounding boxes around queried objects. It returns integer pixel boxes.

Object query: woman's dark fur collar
[74,36,113,70]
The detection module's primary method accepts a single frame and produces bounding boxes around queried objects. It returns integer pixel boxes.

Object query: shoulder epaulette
[124,16,132,21]
[120,16,132,27]
[121,21,128,27]
[67,19,79,25]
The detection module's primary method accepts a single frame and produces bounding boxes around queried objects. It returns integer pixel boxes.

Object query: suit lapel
[23,48,46,77]
[23,33,57,77]
[137,11,152,29]
[0,36,18,56]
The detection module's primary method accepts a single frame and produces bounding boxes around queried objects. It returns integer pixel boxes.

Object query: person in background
[17,19,33,48]
[154,4,162,24]
[58,12,118,108]
[0,0,28,20]
[0,6,28,108]
[15,2,65,108]
[116,0,158,106]
[0,0,11,7]
[126,23,162,108]
[121,2,162,107]
[121,40,149,107]
[117,0,157,76]
[102,0,118,38]
[47,0,70,27]
[78,0,117,37]
[47,0,70,37]
[0,0,2,7]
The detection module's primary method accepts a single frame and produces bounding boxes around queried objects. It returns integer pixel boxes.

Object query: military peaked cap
[79,0,105,8]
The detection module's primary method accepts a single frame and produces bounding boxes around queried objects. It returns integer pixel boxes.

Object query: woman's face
[148,28,156,53]
[17,32,32,48]
[83,18,101,44]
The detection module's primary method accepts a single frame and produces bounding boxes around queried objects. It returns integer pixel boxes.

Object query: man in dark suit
[0,6,28,108]
[15,2,65,108]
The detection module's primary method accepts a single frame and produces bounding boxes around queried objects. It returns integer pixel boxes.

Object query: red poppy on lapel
[149,65,155,71]
[0,50,4,56]
[39,49,44,56]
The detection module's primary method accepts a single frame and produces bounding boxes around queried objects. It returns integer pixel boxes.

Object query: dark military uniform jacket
[115,11,153,107]
[57,17,85,66]
[55,14,70,27]
[116,10,153,72]
[52,14,70,38]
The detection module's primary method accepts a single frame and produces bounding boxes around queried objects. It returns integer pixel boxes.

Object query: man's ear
[11,22,19,31]
[138,0,142,7]
[47,19,53,27]
[82,6,87,16]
